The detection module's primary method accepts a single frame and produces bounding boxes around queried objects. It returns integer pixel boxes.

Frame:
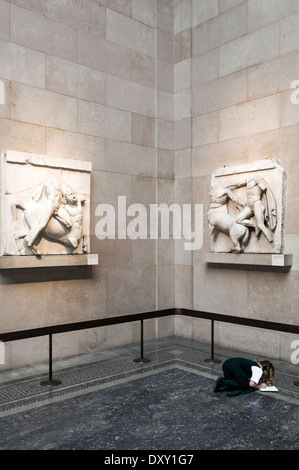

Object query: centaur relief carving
[208,159,286,254]
[1,151,91,256]
[11,177,87,255]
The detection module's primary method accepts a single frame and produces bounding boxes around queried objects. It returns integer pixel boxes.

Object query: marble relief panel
[1,150,91,256]
[208,159,286,254]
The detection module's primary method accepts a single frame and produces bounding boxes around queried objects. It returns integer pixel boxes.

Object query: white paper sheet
[260,386,278,392]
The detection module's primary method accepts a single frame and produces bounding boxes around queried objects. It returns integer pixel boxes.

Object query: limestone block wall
[0,0,176,370]
[174,0,299,361]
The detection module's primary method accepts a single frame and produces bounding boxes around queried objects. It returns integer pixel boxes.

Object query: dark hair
[259,360,275,386]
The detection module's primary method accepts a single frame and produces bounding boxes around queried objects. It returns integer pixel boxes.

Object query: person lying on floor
[214,357,275,397]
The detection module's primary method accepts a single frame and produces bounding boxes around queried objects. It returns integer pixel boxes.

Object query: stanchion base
[40,379,62,386]
[293,381,299,387]
[204,358,221,364]
[133,357,151,365]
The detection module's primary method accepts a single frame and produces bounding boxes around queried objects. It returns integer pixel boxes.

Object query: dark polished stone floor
[0,337,298,451]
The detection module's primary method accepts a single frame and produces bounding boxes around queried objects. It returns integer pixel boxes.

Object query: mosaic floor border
[1,344,299,418]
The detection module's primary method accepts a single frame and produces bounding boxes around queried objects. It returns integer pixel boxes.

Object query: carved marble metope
[1,151,92,256]
[208,159,286,254]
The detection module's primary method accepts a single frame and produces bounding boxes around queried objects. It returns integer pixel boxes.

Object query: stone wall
[0,0,176,369]
[174,0,299,361]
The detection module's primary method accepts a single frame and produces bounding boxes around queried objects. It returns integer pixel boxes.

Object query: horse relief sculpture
[11,177,87,255]
[208,159,286,254]
[208,184,250,253]
[1,151,91,256]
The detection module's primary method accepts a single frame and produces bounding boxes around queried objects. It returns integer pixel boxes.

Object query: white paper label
[272,254,284,266]
[87,254,98,265]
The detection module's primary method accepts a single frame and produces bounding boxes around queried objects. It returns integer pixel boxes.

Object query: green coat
[222,357,261,397]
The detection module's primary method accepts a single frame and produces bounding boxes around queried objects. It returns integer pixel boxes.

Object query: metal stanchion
[40,333,61,386]
[133,320,151,364]
[204,319,221,364]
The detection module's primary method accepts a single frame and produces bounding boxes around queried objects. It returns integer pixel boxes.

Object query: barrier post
[133,320,151,364]
[40,333,62,386]
[204,320,221,364]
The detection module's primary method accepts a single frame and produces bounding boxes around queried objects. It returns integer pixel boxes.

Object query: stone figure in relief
[25,176,63,248]
[208,159,284,254]
[235,176,277,244]
[11,177,86,255]
[208,185,250,253]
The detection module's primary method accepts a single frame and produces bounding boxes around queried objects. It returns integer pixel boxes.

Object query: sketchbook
[260,386,278,392]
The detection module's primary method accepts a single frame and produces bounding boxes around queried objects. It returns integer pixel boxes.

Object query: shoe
[214,376,225,392]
